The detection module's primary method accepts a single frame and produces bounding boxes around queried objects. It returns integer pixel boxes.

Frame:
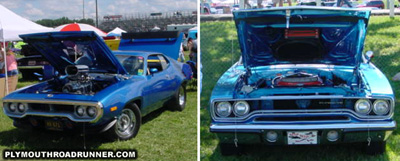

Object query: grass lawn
[200,16,400,160]
[0,79,197,161]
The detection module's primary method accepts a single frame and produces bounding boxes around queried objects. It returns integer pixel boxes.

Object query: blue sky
[0,0,197,20]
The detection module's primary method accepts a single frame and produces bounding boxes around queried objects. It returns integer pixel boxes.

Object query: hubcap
[179,86,185,106]
[115,108,136,137]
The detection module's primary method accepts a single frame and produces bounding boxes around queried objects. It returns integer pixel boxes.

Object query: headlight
[215,102,232,117]
[87,106,97,117]
[17,103,27,113]
[354,99,372,115]
[233,101,250,116]
[373,100,389,116]
[9,103,17,112]
[76,106,85,116]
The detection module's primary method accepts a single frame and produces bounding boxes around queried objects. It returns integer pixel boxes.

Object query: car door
[142,54,171,114]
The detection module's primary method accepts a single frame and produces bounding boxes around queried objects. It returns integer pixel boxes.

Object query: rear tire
[169,84,186,111]
[107,103,141,141]
[365,141,386,155]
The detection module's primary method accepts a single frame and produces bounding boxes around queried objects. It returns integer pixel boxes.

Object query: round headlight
[373,100,389,116]
[215,102,232,117]
[87,106,97,117]
[76,106,85,116]
[9,103,17,112]
[17,103,27,113]
[354,99,372,115]
[233,101,250,116]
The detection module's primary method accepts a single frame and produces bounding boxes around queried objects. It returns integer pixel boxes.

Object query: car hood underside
[233,7,371,68]
[20,31,127,75]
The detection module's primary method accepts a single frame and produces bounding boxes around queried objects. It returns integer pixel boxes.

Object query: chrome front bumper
[210,121,396,132]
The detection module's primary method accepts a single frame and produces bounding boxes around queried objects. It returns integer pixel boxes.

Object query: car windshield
[116,55,145,75]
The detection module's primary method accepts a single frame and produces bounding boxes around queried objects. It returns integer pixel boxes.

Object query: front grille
[30,104,50,112]
[249,99,354,110]
[29,104,74,113]
[255,116,350,122]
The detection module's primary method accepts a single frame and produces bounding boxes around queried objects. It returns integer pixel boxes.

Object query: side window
[117,55,145,75]
[158,55,169,70]
[147,55,163,74]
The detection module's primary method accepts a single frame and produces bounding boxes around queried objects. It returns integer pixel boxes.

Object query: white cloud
[0,0,197,20]
[24,3,45,17]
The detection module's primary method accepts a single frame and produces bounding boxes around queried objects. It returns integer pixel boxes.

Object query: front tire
[169,84,186,111]
[108,103,141,141]
[365,141,386,155]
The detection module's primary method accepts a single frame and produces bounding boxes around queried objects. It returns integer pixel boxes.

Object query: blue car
[209,7,395,155]
[2,31,191,140]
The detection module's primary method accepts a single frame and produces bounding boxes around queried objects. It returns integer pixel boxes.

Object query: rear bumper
[210,121,396,144]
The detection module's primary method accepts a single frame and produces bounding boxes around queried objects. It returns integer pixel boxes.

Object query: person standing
[6,49,18,77]
[5,48,18,92]
[0,50,4,74]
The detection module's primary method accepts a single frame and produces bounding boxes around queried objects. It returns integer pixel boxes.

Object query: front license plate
[287,131,317,145]
[45,120,63,131]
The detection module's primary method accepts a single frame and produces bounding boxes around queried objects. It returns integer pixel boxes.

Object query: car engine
[62,65,93,94]
[27,65,123,95]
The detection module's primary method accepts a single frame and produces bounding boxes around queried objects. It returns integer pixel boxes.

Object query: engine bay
[237,67,361,95]
[24,65,125,95]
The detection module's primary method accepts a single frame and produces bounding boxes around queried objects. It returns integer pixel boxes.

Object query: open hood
[20,31,127,75]
[233,7,370,68]
[118,31,183,60]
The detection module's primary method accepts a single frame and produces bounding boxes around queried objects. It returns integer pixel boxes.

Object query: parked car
[357,0,384,9]
[17,45,54,80]
[215,5,232,14]
[209,7,395,155]
[3,31,192,140]
[232,4,240,11]
[324,1,336,6]
[297,0,327,6]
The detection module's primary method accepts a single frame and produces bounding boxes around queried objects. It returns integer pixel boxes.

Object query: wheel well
[125,98,142,109]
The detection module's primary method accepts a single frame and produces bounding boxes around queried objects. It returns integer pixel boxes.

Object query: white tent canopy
[0,4,53,41]
[107,27,127,36]
[0,4,53,95]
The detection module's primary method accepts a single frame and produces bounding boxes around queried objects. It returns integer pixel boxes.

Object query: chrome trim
[210,121,396,131]
[18,66,44,69]
[210,95,395,122]
[3,99,103,123]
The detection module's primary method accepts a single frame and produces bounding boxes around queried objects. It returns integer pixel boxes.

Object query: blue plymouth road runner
[209,7,395,155]
[2,31,191,140]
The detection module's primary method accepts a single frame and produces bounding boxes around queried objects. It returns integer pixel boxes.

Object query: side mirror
[150,68,158,74]
[365,51,374,63]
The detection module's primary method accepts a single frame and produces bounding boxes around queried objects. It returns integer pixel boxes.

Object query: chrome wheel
[115,108,136,137]
[179,86,185,106]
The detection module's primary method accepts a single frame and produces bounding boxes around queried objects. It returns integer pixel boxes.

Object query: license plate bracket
[45,120,63,131]
[287,131,317,145]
